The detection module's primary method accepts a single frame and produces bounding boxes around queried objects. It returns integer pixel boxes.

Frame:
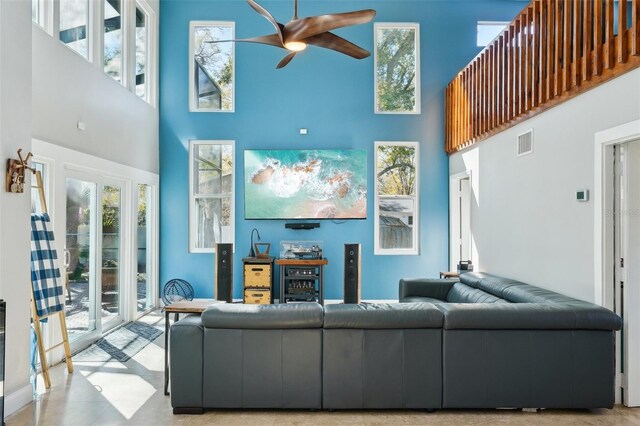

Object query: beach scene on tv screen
[245,149,367,219]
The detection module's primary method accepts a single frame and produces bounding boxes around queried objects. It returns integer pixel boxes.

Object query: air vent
[517,129,534,157]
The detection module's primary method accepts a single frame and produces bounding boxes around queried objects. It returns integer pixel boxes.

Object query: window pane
[137,184,153,312]
[375,25,419,114]
[477,22,508,47]
[378,198,415,249]
[193,144,234,196]
[195,197,221,248]
[194,144,222,195]
[192,23,234,111]
[30,162,46,214]
[375,142,419,255]
[104,0,123,83]
[101,185,121,323]
[135,6,147,98]
[376,145,417,196]
[59,0,89,58]
[191,141,234,252]
[66,178,97,338]
[32,0,40,25]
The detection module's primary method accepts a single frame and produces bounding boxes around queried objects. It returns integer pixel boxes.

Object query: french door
[65,172,126,349]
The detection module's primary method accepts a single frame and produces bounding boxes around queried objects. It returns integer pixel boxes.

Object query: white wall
[450,68,640,303]
[0,0,36,415]
[31,0,159,173]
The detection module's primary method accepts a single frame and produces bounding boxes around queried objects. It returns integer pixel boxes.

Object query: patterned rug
[73,321,163,362]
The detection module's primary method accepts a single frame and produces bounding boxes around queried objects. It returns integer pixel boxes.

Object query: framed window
[135,3,149,99]
[189,140,235,253]
[189,21,235,112]
[32,0,48,29]
[477,21,508,47]
[59,0,90,59]
[374,141,419,255]
[374,23,420,115]
[30,160,51,215]
[104,0,123,83]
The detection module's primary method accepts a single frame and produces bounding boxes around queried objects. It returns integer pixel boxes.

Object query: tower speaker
[215,243,233,302]
[343,243,361,304]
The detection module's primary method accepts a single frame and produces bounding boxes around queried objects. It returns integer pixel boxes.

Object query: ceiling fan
[207,0,376,69]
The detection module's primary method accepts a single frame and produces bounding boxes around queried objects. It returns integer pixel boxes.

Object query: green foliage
[377,146,416,196]
[194,26,233,111]
[376,28,417,112]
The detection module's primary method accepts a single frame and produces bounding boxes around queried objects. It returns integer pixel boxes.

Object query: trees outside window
[375,23,420,114]
[374,142,420,255]
[189,140,235,252]
[189,22,235,112]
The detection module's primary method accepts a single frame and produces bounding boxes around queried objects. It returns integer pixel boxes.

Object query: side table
[164,298,219,395]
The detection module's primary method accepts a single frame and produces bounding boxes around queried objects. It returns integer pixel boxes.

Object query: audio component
[343,243,361,304]
[215,243,233,303]
[284,222,320,230]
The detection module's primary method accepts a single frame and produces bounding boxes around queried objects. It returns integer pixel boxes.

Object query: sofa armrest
[170,315,204,409]
[439,303,622,330]
[399,278,456,302]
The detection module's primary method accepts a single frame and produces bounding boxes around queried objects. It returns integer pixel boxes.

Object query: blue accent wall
[159,0,524,300]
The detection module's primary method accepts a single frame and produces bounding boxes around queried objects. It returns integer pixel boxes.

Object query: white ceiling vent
[517,129,534,157]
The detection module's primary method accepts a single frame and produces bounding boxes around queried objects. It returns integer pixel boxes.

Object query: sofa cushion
[402,296,444,304]
[460,272,522,299]
[323,303,443,329]
[438,303,622,330]
[445,283,507,304]
[202,303,323,329]
[501,284,575,304]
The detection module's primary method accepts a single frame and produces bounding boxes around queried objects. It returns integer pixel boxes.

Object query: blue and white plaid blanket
[30,213,64,317]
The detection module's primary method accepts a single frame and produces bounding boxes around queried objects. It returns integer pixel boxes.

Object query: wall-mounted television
[244,149,367,220]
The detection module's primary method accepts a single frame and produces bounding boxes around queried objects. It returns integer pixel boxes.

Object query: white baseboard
[5,384,33,418]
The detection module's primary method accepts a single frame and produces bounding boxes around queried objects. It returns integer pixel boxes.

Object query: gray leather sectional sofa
[170,272,621,413]
[400,272,622,409]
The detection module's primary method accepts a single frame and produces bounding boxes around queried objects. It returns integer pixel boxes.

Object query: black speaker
[215,243,233,302]
[343,243,361,304]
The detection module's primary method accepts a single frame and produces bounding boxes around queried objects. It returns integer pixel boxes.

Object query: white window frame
[132,0,156,105]
[477,21,509,47]
[374,22,421,115]
[32,0,54,34]
[189,140,235,253]
[374,141,420,255]
[135,181,159,317]
[101,0,126,86]
[57,0,93,61]
[189,21,236,113]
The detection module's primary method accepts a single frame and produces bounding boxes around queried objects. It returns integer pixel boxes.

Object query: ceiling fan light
[284,41,307,52]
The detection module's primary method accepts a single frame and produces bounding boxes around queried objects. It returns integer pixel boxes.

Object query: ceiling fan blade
[276,51,297,69]
[206,34,285,48]
[284,9,376,43]
[247,0,285,44]
[304,31,370,59]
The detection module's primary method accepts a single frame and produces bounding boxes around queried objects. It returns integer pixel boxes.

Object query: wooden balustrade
[445,0,640,154]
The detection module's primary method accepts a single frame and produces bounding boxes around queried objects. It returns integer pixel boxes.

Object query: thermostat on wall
[576,189,589,202]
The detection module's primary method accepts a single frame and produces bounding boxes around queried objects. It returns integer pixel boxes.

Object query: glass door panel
[137,184,153,313]
[101,185,121,327]
[65,178,97,341]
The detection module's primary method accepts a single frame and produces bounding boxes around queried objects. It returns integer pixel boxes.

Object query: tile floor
[7,312,640,425]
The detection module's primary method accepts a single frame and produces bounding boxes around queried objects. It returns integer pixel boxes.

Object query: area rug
[73,321,163,362]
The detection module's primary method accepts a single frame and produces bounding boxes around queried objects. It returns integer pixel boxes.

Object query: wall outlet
[299,128,308,135]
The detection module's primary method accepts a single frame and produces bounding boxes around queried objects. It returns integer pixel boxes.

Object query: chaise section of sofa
[399,271,623,409]
[322,303,443,410]
[440,303,618,409]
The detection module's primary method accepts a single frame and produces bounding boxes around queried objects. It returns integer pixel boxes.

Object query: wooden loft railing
[445,0,640,154]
